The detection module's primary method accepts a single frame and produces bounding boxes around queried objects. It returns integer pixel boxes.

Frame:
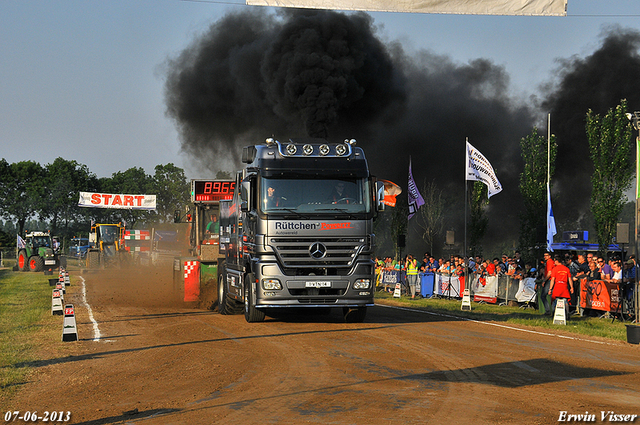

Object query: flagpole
[464,137,468,292]
[548,114,551,186]
[548,114,551,251]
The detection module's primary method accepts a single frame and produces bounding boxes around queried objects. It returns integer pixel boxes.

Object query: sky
[2,0,640,180]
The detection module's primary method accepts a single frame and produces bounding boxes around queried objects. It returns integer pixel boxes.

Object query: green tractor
[16,231,65,272]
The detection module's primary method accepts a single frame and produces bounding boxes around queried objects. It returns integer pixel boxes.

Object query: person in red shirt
[548,255,574,320]
[486,259,497,276]
[538,252,556,315]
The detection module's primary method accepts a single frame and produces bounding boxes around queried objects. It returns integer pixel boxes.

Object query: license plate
[45,260,56,265]
[305,281,331,288]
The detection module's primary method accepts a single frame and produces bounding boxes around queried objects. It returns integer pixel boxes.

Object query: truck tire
[218,265,242,315]
[18,250,29,271]
[343,307,367,323]
[29,256,44,272]
[87,251,100,269]
[244,273,265,323]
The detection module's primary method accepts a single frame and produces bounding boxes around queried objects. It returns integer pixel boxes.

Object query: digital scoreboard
[191,180,235,202]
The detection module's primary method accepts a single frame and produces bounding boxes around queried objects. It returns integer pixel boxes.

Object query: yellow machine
[86,223,126,269]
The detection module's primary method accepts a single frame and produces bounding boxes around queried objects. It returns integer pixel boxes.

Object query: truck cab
[219,138,377,322]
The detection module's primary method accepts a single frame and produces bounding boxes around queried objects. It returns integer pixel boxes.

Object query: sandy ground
[9,265,640,424]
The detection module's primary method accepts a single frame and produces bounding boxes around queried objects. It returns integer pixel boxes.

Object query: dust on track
[9,266,640,425]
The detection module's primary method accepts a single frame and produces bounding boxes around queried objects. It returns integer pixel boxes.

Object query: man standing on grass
[549,255,574,321]
[538,252,555,315]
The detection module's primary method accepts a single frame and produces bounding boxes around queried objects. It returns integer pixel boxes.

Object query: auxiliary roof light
[286,143,297,155]
[303,144,314,155]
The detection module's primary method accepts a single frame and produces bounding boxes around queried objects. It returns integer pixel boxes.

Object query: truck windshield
[31,236,50,248]
[260,177,370,215]
[100,226,118,244]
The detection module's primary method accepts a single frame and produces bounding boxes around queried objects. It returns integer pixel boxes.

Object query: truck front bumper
[253,261,374,308]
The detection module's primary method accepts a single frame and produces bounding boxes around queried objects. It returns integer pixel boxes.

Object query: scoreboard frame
[191,179,235,203]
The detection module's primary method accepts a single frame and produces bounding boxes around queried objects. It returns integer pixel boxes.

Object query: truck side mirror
[241,180,251,212]
[376,181,385,211]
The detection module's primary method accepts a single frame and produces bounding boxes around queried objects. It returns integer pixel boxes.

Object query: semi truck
[218,137,378,323]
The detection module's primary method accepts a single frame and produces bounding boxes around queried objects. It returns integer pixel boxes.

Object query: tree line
[0,157,191,248]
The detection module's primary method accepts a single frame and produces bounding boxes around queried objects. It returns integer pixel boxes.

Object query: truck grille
[269,238,365,268]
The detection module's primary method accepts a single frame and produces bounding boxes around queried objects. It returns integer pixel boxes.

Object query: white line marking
[376,303,614,346]
[80,276,101,342]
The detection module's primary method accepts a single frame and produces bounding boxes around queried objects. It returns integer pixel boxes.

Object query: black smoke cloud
[166,11,640,252]
[542,26,640,229]
[164,8,537,252]
[164,9,406,167]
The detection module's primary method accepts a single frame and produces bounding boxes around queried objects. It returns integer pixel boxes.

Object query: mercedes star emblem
[309,242,327,259]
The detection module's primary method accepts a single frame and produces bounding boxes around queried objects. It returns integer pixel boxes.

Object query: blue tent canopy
[550,242,622,253]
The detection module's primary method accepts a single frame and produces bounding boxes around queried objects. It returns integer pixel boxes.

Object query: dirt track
[11,266,640,424]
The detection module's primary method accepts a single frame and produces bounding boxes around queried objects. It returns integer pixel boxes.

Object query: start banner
[78,192,156,210]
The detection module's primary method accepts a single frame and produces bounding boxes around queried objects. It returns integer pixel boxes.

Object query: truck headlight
[262,279,282,290]
[353,279,371,289]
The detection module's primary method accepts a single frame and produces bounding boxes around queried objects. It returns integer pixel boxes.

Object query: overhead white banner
[466,141,503,198]
[78,192,156,211]
[245,0,567,16]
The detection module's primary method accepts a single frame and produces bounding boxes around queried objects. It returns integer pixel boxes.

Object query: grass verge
[0,270,62,409]
[375,290,631,342]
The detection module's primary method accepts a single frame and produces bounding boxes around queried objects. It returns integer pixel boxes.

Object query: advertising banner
[515,277,537,303]
[245,0,567,16]
[78,192,156,210]
[580,279,620,313]
[434,273,461,298]
[473,275,498,303]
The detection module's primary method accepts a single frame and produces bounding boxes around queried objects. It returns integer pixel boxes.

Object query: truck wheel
[343,307,367,323]
[218,266,242,315]
[87,251,100,269]
[244,273,265,323]
[29,256,44,272]
[17,250,29,271]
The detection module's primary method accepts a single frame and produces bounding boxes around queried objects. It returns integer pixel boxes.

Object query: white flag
[465,141,503,198]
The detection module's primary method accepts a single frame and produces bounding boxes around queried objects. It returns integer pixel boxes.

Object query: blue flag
[547,183,557,252]
[407,157,425,220]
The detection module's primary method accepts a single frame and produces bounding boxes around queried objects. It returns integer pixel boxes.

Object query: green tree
[391,197,409,260]
[415,179,444,255]
[518,127,557,257]
[215,170,234,180]
[0,161,44,235]
[586,100,635,251]
[153,163,190,223]
[468,181,488,257]
[40,158,96,236]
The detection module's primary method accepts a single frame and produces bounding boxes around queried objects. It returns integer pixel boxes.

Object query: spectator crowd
[375,250,637,318]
